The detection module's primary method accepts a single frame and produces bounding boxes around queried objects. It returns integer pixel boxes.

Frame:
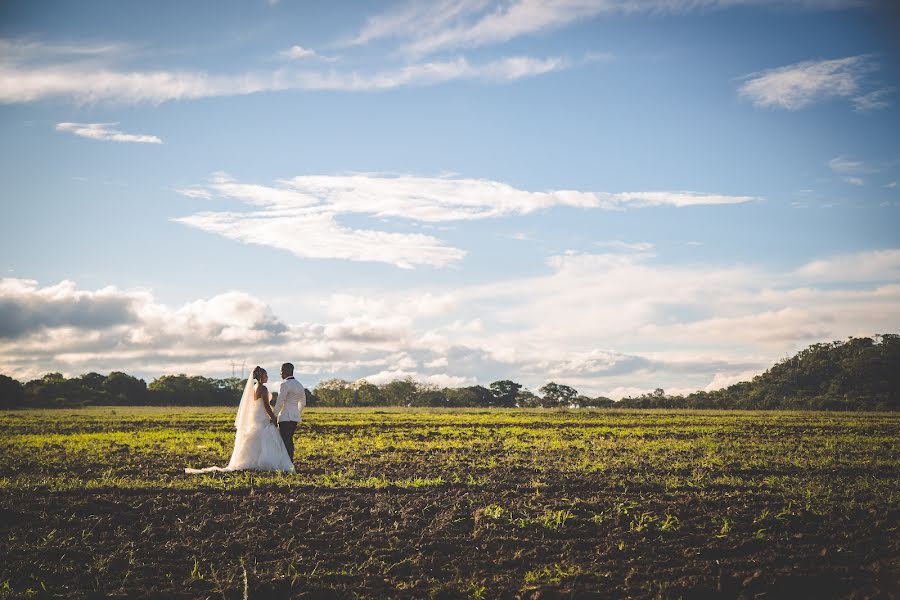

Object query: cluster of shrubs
[1,335,897,411]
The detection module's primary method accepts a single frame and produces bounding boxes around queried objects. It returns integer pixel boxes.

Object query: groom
[274,362,306,462]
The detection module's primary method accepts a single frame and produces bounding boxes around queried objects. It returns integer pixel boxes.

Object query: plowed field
[1,408,898,599]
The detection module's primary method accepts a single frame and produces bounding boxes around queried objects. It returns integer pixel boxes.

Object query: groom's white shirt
[274,377,306,423]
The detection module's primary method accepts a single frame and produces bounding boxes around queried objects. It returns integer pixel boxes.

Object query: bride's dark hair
[252,366,265,381]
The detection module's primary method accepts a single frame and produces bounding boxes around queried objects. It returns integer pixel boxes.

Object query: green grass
[0,407,898,516]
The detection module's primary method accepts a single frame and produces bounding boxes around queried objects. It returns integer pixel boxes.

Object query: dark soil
[1,480,898,599]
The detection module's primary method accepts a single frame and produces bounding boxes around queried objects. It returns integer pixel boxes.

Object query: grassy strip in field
[1,408,897,510]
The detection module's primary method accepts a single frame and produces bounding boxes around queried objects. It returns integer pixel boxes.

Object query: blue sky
[1,0,899,397]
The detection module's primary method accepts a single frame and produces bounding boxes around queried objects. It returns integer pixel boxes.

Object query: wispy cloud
[738,55,889,111]
[172,187,213,199]
[852,88,892,112]
[594,240,655,252]
[827,155,872,174]
[0,38,127,60]
[277,45,337,62]
[347,0,862,56]
[173,172,755,269]
[55,122,162,144]
[0,37,568,104]
[601,191,756,207]
[792,249,900,283]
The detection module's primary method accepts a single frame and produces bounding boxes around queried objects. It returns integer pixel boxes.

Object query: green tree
[444,385,493,407]
[148,375,236,406]
[24,373,81,407]
[354,380,383,406]
[103,371,148,404]
[575,395,614,408]
[415,388,449,407]
[489,380,522,408]
[381,378,419,406]
[538,382,578,408]
[517,389,541,408]
[313,379,351,406]
[0,374,24,409]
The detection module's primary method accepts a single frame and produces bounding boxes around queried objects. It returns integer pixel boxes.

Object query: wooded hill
[618,334,899,411]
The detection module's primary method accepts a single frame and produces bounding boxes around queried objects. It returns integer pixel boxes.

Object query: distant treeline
[1,335,897,411]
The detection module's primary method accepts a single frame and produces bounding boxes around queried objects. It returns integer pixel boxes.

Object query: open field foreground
[1,408,898,599]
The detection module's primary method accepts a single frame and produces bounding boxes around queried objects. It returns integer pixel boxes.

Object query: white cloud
[0,38,126,60]
[176,208,465,269]
[853,88,892,112]
[280,45,317,60]
[425,357,449,368]
[446,248,900,392]
[702,369,765,391]
[345,0,488,47]
[593,240,655,252]
[279,173,601,220]
[200,172,756,220]
[0,278,144,338]
[0,279,292,380]
[4,245,899,396]
[827,155,871,175]
[277,45,337,62]
[843,176,864,186]
[359,369,474,388]
[738,55,887,111]
[0,63,284,104]
[348,0,860,56]
[885,182,897,189]
[174,172,755,269]
[172,187,213,199]
[792,249,900,283]
[296,55,566,90]
[0,39,568,104]
[55,122,162,144]
[601,191,756,207]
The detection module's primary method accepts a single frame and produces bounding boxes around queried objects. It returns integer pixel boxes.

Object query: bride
[185,366,295,473]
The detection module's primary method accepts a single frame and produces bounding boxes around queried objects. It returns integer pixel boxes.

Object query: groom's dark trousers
[278,421,298,461]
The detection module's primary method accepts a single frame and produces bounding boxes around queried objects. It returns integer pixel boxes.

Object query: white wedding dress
[185,377,295,473]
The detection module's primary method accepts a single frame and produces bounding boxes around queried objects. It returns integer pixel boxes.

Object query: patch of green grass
[523,563,581,586]
[0,406,897,521]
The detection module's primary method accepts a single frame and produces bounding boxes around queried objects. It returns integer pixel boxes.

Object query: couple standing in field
[185,363,305,474]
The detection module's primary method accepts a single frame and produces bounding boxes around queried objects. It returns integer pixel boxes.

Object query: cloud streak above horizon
[3,246,898,397]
